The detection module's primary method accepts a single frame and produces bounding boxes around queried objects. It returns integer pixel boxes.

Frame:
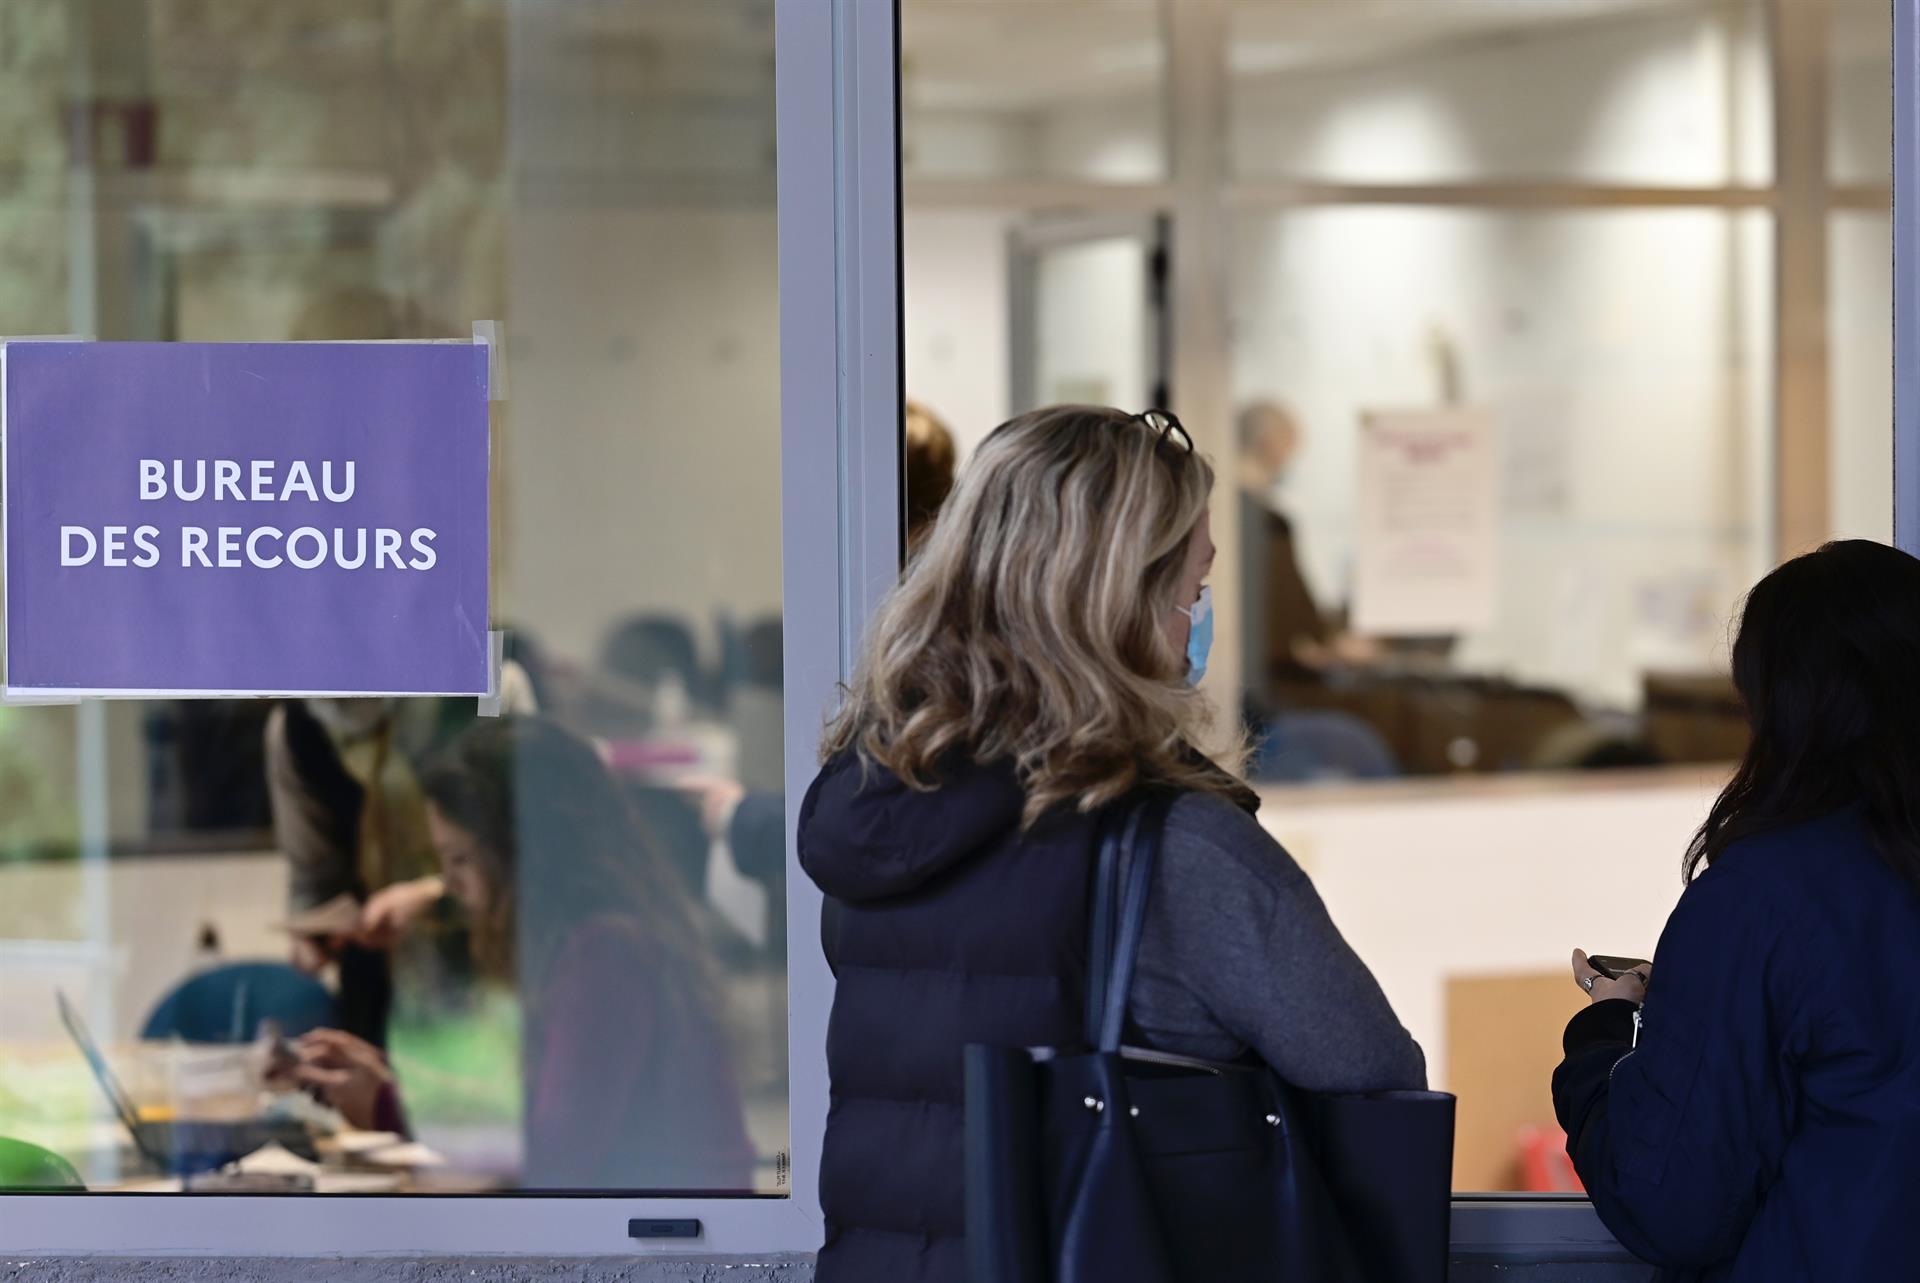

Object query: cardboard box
[1446,971,1585,1190]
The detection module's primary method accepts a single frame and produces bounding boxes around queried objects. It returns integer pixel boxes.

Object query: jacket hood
[798,753,1027,903]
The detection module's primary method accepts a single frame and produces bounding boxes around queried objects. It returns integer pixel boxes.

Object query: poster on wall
[2,340,491,698]
[1352,406,1498,636]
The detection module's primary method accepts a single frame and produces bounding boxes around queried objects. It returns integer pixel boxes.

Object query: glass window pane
[1026,227,1160,413]
[1831,214,1891,543]
[913,0,1895,1202]
[902,0,1166,183]
[1829,0,1892,543]
[1232,204,1772,723]
[904,209,1022,446]
[1230,204,1774,1189]
[1230,0,1771,186]
[1831,0,1891,187]
[0,0,787,1198]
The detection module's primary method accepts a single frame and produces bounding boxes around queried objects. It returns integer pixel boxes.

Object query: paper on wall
[1352,407,1498,636]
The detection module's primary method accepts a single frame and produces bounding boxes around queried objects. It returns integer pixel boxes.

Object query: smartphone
[1587,954,1651,980]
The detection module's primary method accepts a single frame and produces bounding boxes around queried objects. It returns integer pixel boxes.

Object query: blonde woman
[798,406,1424,1283]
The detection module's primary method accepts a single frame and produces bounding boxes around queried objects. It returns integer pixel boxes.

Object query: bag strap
[1086,791,1176,1053]
[1084,814,1122,1046]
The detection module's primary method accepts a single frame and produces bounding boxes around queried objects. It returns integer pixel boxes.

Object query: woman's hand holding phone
[1573,949,1651,1005]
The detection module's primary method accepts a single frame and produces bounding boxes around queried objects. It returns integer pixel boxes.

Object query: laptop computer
[57,991,316,1176]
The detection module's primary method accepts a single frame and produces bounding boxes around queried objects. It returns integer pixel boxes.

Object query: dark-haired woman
[287,716,756,1192]
[1553,540,1920,1283]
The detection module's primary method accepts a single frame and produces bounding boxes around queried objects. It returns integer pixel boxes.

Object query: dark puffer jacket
[1554,805,1920,1281]
[797,754,1101,1283]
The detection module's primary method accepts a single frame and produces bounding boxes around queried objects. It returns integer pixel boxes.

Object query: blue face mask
[1178,586,1213,686]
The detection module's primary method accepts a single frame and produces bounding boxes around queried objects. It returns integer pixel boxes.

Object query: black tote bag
[964,791,1456,1283]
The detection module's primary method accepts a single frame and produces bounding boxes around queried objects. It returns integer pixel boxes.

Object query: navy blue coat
[1554,805,1920,1282]
[798,753,1103,1283]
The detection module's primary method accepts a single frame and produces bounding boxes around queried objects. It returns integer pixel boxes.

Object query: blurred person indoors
[1237,400,1395,782]
[1237,399,1333,699]
[904,399,957,555]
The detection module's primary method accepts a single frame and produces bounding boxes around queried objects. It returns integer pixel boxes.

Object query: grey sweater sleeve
[1128,792,1428,1093]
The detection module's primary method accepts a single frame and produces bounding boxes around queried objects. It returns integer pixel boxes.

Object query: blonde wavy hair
[823,404,1241,824]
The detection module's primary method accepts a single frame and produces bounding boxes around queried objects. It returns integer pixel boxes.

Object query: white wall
[0,852,283,1047]
[494,6,784,668]
[905,111,1040,181]
[903,209,1016,458]
[1831,212,1894,544]
[1830,0,1893,186]
[904,92,1161,184]
[1261,769,1719,1094]
[903,211,1156,460]
[1038,96,1164,183]
[503,204,783,664]
[1035,236,1151,412]
[1229,4,1771,185]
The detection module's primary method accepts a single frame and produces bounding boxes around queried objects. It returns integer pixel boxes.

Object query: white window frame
[2,0,900,1254]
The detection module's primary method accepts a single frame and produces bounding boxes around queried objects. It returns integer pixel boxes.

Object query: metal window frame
[1898,0,1920,557]
[2,0,900,1256]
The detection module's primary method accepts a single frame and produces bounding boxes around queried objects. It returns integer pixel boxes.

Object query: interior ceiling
[140,0,1888,119]
[902,0,1735,112]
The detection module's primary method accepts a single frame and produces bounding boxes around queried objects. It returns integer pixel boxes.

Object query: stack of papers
[235,1143,321,1179]
[358,1141,447,1169]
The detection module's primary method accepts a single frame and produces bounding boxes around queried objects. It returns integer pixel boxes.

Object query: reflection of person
[799,406,1424,1283]
[279,1028,404,1135]
[1553,541,1920,1281]
[268,290,466,1043]
[330,717,755,1191]
[905,399,957,554]
[679,775,788,957]
[267,699,444,1046]
[270,684,537,1045]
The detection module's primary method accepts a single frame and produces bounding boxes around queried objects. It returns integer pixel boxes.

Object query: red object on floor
[1517,1125,1585,1192]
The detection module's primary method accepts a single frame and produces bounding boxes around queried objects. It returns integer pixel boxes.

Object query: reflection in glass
[0,0,788,1197]
[1830,0,1891,187]
[399,717,754,1192]
[902,0,1165,182]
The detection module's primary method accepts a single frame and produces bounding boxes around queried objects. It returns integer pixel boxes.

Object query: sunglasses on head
[1133,409,1193,457]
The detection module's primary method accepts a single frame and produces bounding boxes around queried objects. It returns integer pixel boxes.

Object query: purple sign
[3,341,490,696]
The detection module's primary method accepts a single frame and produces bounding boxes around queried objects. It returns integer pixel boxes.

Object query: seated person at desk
[1237,400,1334,693]
[1237,401,1394,781]
[286,716,755,1192]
